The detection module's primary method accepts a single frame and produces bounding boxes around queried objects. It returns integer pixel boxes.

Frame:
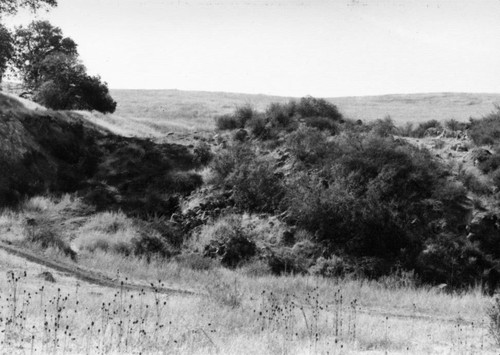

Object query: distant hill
[111,89,500,131]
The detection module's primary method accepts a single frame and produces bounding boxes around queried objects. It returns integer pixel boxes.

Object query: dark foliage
[304,116,339,133]
[411,119,443,138]
[12,21,116,113]
[295,96,342,121]
[229,158,285,213]
[204,228,256,268]
[0,0,57,15]
[0,24,13,84]
[469,108,500,146]
[215,114,241,130]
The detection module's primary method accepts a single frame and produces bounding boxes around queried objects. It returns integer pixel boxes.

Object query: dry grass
[0,247,497,354]
[109,90,500,135]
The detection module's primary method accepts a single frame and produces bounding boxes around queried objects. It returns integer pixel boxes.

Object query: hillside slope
[0,92,203,214]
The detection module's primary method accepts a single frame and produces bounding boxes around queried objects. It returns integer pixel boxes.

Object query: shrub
[305,116,338,133]
[412,119,443,138]
[229,158,285,213]
[193,141,213,166]
[202,216,256,267]
[478,153,500,173]
[469,109,500,146]
[445,118,468,131]
[210,143,254,185]
[397,122,414,137]
[246,112,269,137]
[215,114,240,130]
[286,126,330,164]
[234,104,255,127]
[371,116,396,137]
[214,105,255,130]
[295,96,342,121]
[457,169,491,195]
[132,233,175,261]
[266,102,297,129]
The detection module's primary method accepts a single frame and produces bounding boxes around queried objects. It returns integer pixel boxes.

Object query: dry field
[108,89,500,133]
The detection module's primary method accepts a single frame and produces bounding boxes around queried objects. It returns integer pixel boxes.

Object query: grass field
[109,89,500,134]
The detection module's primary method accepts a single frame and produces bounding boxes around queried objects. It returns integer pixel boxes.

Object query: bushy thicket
[208,98,492,285]
[469,107,500,146]
[215,97,342,138]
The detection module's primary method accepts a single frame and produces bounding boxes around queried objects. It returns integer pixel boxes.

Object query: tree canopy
[12,20,78,90]
[34,52,116,113]
[0,0,57,16]
[0,24,13,83]
[9,20,116,113]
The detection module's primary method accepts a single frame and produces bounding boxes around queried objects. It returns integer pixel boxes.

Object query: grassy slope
[111,89,500,132]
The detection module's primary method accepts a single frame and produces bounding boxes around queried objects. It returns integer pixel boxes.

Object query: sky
[4,0,500,97]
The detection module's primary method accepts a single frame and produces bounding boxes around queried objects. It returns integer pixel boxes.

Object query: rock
[39,271,56,283]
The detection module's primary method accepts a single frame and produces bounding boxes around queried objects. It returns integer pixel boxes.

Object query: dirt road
[0,240,196,295]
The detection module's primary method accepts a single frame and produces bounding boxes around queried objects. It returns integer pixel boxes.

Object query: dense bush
[210,143,254,184]
[469,108,500,146]
[281,132,474,278]
[286,126,331,165]
[246,112,269,137]
[304,116,338,133]
[193,141,213,165]
[371,116,396,137]
[202,216,256,267]
[295,96,342,121]
[228,157,285,213]
[444,118,469,132]
[266,102,297,129]
[215,104,256,130]
[477,153,500,173]
[215,114,241,130]
[411,119,443,138]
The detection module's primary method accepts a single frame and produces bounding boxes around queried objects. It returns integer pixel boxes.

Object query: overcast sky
[5,0,500,97]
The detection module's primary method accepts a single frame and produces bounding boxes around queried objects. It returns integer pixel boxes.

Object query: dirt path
[0,241,196,296]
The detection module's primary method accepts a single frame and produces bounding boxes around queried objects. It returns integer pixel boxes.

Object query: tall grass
[0,264,493,354]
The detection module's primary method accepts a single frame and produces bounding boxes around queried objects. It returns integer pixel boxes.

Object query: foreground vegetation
[0,224,495,354]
